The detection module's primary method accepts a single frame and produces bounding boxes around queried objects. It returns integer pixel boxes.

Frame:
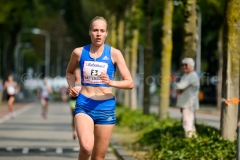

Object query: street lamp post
[14,42,31,82]
[15,28,51,77]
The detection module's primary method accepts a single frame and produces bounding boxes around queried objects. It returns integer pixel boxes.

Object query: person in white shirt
[4,75,19,119]
[174,58,200,138]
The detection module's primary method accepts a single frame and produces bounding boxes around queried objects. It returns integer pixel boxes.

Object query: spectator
[174,58,200,138]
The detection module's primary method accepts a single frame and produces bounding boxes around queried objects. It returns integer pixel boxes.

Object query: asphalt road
[0,102,117,160]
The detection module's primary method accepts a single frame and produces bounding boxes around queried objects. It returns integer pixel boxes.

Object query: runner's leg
[91,124,114,160]
[75,113,94,160]
[8,96,15,113]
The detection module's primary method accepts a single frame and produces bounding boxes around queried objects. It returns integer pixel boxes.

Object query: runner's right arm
[66,47,82,97]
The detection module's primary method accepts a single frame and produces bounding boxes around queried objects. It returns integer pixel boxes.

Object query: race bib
[83,61,108,84]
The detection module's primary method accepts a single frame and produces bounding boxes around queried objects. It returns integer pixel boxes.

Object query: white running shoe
[8,112,15,119]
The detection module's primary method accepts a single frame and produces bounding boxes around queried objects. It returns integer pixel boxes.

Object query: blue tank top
[79,44,116,87]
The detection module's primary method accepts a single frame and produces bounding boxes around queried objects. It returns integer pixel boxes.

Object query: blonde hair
[89,16,108,30]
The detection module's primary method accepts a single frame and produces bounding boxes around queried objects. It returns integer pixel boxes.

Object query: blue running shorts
[74,93,116,124]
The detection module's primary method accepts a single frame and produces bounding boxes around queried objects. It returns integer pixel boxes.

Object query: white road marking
[0,103,34,123]
[56,147,63,154]
[22,147,29,154]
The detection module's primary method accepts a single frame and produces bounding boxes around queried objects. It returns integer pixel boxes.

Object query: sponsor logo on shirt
[102,56,109,60]
[85,62,105,68]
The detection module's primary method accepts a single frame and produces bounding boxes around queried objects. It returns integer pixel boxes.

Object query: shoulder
[189,72,199,78]
[188,72,200,83]
[110,47,123,64]
[110,47,122,58]
[4,81,9,86]
[72,47,83,57]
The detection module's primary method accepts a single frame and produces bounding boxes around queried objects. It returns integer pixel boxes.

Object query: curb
[111,139,137,160]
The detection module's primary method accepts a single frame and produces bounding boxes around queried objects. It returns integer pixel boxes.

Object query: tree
[220,0,240,141]
[0,1,35,77]
[143,0,153,114]
[217,25,223,110]
[129,1,140,109]
[63,0,90,46]
[159,0,174,119]
[182,0,197,58]
[123,7,132,108]
[0,0,63,78]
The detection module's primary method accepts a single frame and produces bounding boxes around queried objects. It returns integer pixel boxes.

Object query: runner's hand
[100,72,111,86]
[69,87,80,97]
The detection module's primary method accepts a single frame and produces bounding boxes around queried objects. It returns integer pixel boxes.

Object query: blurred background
[0,0,224,107]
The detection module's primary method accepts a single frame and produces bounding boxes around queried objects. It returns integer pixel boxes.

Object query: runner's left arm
[100,48,134,89]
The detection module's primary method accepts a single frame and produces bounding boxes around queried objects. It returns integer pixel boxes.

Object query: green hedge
[116,106,158,131]
[116,106,236,160]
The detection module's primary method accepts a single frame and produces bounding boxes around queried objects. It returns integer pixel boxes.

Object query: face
[8,75,13,81]
[89,20,108,46]
[181,63,193,73]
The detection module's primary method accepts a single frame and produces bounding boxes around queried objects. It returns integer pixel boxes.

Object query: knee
[91,155,105,160]
[80,143,93,155]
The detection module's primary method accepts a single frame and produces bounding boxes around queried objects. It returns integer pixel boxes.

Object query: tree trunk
[143,0,153,114]
[123,8,132,108]
[0,33,10,79]
[159,0,174,119]
[117,19,124,51]
[115,18,125,106]
[130,29,139,109]
[124,46,131,107]
[217,25,223,110]
[6,23,21,78]
[183,0,197,58]
[127,2,139,109]
[109,15,117,48]
[221,0,240,141]
[109,15,123,104]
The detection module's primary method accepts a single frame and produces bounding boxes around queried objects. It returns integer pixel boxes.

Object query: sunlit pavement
[150,105,220,129]
[0,102,117,160]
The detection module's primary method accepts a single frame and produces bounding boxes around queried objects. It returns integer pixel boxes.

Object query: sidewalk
[150,105,220,129]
